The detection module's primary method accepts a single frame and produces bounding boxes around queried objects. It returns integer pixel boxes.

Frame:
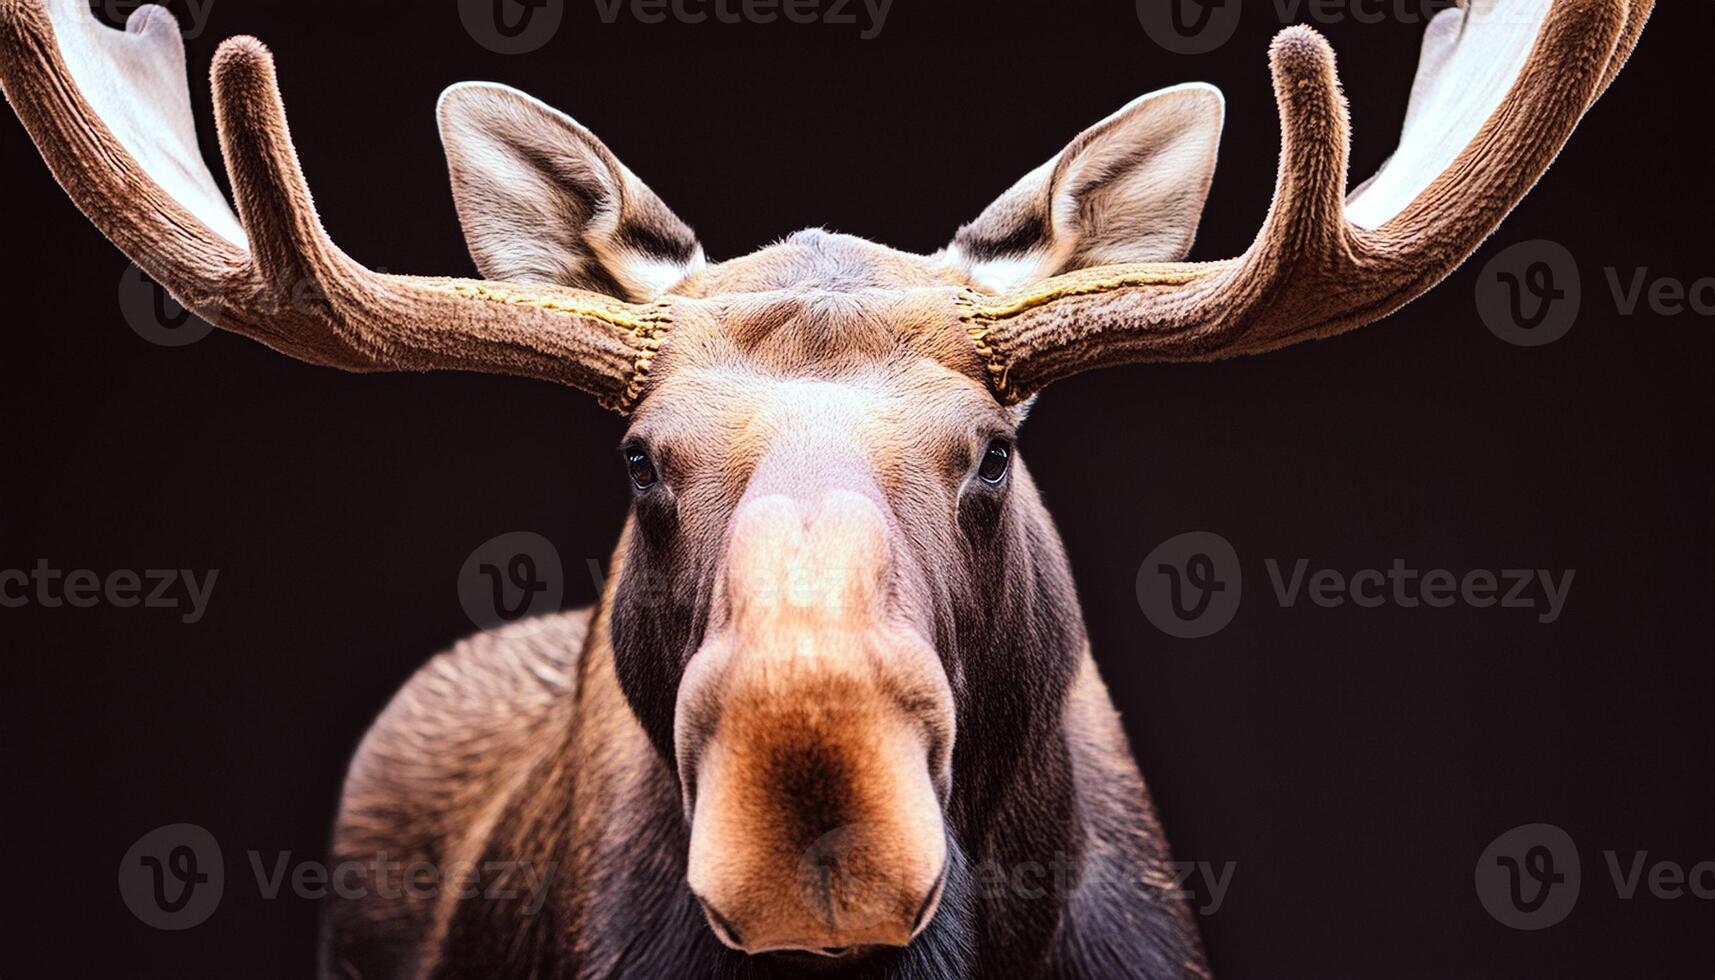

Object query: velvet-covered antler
[959,0,1653,403]
[0,0,669,410]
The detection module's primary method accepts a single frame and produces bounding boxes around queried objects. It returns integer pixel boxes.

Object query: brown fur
[320,233,1211,979]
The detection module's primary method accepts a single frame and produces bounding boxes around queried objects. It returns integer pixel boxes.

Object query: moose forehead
[670,229,982,368]
[631,230,1003,474]
[633,348,1009,503]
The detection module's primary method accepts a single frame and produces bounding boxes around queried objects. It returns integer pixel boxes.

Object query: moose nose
[678,490,955,954]
[682,677,949,954]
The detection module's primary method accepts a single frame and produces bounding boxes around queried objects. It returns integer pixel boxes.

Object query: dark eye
[977,440,1011,485]
[624,445,658,490]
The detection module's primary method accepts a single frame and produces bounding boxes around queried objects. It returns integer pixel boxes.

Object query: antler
[959,0,1653,402]
[0,0,669,410]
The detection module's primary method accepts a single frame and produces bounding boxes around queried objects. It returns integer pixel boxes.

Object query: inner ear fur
[437,81,704,301]
[946,82,1225,294]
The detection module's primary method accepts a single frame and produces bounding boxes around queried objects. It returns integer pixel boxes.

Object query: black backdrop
[2,1,1710,977]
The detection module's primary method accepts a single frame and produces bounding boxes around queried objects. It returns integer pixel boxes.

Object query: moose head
[0,0,1650,970]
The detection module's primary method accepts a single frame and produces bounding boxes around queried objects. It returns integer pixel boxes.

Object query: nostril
[696,896,745,949]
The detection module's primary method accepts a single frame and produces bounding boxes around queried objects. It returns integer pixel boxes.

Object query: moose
[0,0,1649,976]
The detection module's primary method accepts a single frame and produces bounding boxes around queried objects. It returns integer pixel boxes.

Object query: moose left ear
[437,82,704,301]
[946,83,1224,294]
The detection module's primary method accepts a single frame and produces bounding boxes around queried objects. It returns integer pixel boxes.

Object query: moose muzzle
[677,491,954,955]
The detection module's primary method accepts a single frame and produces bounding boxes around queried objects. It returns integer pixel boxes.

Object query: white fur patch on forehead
[726,492,890,630]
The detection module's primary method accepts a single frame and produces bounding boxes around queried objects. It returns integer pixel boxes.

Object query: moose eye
[623,445,658,490]
[977,440,1011,485]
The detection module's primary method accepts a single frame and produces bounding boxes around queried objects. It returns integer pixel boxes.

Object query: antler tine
[961,0,1650,403]
[1,0,668,410]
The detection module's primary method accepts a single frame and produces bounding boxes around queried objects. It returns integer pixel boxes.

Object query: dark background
[2,0,1709,977]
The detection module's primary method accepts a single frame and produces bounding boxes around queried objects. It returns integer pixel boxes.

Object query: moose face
[431,79,1227,955]
[611,262,1017,953]
[420,81,1220,953]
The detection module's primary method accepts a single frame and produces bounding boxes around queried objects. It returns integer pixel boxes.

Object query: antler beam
[0,0,668,409]
[959,0,1652,402]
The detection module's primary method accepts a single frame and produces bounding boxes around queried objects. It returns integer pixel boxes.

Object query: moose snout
[677,492,955,954]
[685,710,948,954]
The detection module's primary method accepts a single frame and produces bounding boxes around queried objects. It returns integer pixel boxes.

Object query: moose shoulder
[0,0,1649,976]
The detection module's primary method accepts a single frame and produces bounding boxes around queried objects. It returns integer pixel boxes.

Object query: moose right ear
[437,82,704,301]
[945,82,1224,294]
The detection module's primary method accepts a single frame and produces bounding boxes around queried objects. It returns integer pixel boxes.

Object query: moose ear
[946,83,1224,293]
[437,82,704,300]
